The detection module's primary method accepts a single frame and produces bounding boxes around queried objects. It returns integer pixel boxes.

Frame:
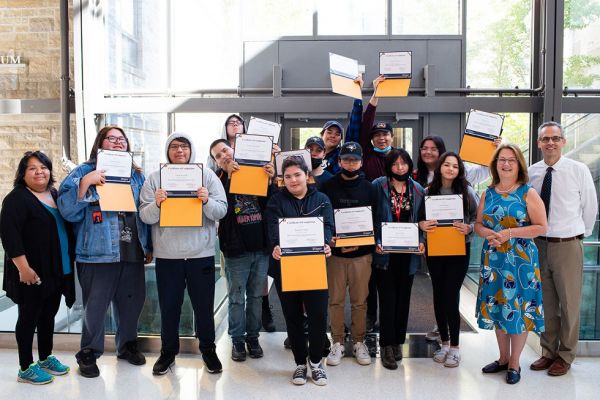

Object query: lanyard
[391,185,406,222]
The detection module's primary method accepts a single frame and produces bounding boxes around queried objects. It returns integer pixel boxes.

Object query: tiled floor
[0,290,598,399]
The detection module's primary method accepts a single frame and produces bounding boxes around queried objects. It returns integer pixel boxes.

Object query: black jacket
[0,185,75,306]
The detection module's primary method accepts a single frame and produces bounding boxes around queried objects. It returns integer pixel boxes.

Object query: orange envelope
[459,134,497,167]
[330,74,362,99]
[160,198,203,227]
[375,78,410,97]
[335,236,375,247]
[230,165,269,196]
[281,254,327,292]
[96,183,137,212]
[427,226,466,256]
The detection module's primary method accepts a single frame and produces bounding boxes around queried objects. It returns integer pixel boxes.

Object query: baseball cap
[371,121,393,136]
[305,136,325,149]
[339,141,363,160]
[322,120,344,136]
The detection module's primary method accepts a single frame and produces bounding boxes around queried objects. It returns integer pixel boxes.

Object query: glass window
[316,0,387,35]
[466,0,532,87]
[243,0,314,39]
[563,0,600,89]
[392,0,461,35]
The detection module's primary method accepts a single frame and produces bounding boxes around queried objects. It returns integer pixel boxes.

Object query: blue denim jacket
[57,162,151,263]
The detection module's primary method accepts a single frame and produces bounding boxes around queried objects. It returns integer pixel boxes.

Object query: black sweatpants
[427,247,470,346]
[274,276,328,365]
[15,286,63,370]
[375,254,414,347]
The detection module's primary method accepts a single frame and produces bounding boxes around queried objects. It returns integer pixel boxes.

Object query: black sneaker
[152,351,175,375]
[283,337,292,349]
[201,346,222,374]
[262,307,276,333]
[246,338,264,358]
[231,341,247,362]
[77,348,100,378]
[117,340,146,366]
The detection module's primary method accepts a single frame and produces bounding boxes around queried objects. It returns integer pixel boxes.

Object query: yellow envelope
[230,165,269,196]
[281,254,328,292]
[335,236,375,247]
[427,226,466,256]
[330,73,362,99]
[160,198,203,227]
[459,134,497,167]
[96,183,137,212]
[375,78,411,97]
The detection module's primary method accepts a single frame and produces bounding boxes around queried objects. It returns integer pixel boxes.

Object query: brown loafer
[530,356,555,371]
[548,358,571,376]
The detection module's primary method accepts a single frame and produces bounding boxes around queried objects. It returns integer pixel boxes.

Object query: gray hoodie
[139,132,228,259]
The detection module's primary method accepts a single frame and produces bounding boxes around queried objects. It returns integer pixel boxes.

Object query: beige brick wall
[0,0,77,203]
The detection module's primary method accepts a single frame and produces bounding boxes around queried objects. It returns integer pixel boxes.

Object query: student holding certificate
[321,142,377,367]
[417,152,479,367]
[372,148,425,370]
[139,132,227,376]
[57,126,152,378]
[265,157,334,386]
[209,138,275,362]
[206,114,246,172]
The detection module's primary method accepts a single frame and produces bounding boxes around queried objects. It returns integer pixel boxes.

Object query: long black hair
[384,148,413,178]
[427,151,471,217]
[415,135,446,187]
[14,150,55,189]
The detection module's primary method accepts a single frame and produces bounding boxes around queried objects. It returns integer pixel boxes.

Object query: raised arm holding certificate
[247,116,282,144]
[329,52,362,99]
[279,217,327,291]
[230,134,272,196]
[159,163,204,227]
[424,194,467,256]
[381,222,420,253]
[459,109,504,166]
[95,149,137,212]
[334,207,375,247]
[375,51,412,97]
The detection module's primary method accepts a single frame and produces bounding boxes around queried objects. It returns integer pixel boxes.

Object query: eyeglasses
[497,157,518,165]
[104,136,127,144]
[169,144,190,151]
[420,146,439,153]
[227,120,243,126]
[539,136,563,143]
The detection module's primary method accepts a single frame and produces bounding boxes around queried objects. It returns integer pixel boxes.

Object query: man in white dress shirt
[528,121,598,376]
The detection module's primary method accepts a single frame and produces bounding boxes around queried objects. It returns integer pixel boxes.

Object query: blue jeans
[224,251,269,342]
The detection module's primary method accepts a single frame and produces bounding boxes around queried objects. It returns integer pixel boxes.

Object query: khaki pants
[327,254,372,344]
[535,238,583,364]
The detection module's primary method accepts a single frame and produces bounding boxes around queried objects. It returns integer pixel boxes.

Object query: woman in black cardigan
[0,151,75,385]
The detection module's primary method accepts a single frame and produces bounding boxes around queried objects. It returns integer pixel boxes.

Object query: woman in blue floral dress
[475,144,547,385]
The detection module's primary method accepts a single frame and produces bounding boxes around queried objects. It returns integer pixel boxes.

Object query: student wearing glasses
[58,126,152,378]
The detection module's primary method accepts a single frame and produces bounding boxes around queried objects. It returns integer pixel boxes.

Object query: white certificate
[247,117,281,143]
[96,149,132,183]
[233,134,273,166]
[334,207,374,238]
[275,149,312,176]
[381,222,420,252]
[379,51,412,78]
[160,163,203,197]
[425,194,464,225]
[329,52,359,80]
[465,109,504,139]
[279,217,325,255]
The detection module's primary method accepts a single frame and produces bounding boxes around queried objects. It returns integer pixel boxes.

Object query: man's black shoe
[232,341,247,361]
[117,340,146,366]
[153,351,176,375]
[202,346,223,374]
[246,338,264,358]
[77,348,100,378]
[262,307,276,333]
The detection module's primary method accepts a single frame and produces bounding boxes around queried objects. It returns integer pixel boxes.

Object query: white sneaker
[433,346,449,363]
[444,349,460,368]
[425,324,440,342]
[326,342,344,366]
[309,362,328,386]
[353,342,371,365]
[292,364,307,385]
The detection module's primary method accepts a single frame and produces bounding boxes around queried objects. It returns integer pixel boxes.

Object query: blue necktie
[540,166,553,217]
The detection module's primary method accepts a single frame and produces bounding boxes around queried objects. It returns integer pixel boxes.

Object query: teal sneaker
[38,355,70,376]
[17,363,54,385]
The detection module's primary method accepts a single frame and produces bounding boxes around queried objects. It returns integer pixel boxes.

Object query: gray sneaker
[425,325,440,342]
[292,364,307,385]
[353,342,371,365]
[309,362,328,386]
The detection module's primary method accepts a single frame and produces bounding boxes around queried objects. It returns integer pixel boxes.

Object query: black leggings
[427,247,470,346]
[15,287,62,370]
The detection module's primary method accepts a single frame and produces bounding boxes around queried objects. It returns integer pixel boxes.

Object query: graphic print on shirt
[234,194,262,226]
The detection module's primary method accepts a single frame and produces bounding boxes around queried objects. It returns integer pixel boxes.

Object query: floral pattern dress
[476,184,545,334]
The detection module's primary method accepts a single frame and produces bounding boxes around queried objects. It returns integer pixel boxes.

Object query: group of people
[0,77,596,388]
